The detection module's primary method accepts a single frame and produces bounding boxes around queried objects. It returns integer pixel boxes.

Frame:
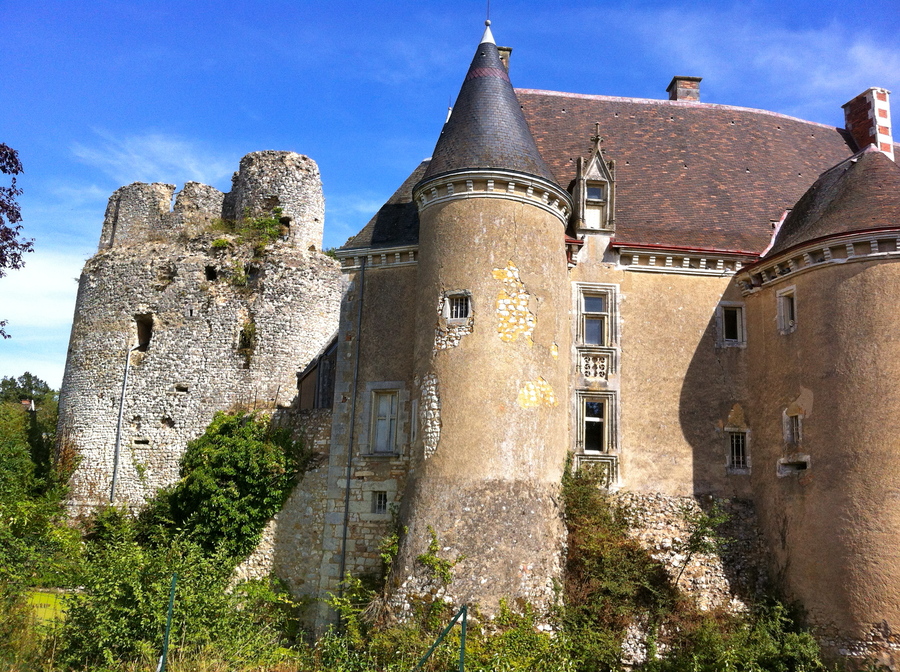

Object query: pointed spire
[480,19,495,45]
[420,22,558,185]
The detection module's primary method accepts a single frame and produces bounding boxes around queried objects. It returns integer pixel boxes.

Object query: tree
[0,143,32,339]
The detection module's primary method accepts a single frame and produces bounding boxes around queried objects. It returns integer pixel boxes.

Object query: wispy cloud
[71,130,236,187]
[626,8,900,123]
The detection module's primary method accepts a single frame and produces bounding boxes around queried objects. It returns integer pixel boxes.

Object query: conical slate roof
[766,146,900,257]
[420,23,558,185]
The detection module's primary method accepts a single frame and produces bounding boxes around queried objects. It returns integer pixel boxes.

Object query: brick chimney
[842,87,894,161]
[666,76,702,101]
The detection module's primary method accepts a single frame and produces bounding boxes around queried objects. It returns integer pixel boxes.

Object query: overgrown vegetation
[209,206,289,258]
[0,400,871,670]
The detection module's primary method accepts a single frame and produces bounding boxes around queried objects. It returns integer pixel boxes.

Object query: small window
[135,314,153,352]
[583,399,606,453]
[586,184,605,201]
[372,390,398,454]
[372,491,388,515]
[582,294,607,346]
[786,413,802,445]
[727,430,749,472]
[777,287,796,334]
[449,295,470,320]
[717,303,746,346]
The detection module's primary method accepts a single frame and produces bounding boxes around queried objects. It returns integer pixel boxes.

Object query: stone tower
[388,22,573,613]
[58,151,343,513]
[739,147,900,659]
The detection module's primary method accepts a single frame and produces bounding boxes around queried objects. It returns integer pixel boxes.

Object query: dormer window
[586,184,605,202]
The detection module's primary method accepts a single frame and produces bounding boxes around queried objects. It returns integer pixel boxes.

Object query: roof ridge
[515,88,845,132]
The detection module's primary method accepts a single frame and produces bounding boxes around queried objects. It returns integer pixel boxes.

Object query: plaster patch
[419,373,441,458]
[517,377,557,408]
[550,343,559,359]
[492,262,535,345]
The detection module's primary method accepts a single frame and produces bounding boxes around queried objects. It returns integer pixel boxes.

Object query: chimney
[666,76,702,101]
[497,46,512,72]
[842,87,894,161]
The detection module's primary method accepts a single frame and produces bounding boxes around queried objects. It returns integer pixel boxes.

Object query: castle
[59,21,900,664]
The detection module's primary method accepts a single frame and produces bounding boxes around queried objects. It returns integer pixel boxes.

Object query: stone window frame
[783,409,803,446]
[716,301,747,348]
[776,285,797,335]
[358,381,409,456]
[442,290,473,324]
[575,283,618,347]
[725,427,750,474]
[371,491,388,515]
[575,390,618,455]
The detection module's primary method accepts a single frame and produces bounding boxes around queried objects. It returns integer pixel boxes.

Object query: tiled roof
[346,90,861,253]
[419,39,557,185]
[766,146,900,257]
[518,90,855,252]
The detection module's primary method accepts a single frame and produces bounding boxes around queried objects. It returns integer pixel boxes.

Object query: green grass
[27,590,66,625]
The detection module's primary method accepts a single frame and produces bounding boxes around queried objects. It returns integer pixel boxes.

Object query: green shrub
[60,538,298,669]
[137,411,309,559]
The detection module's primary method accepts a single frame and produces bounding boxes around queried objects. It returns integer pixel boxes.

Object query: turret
[388,22,573,614]
[739,147,900,658]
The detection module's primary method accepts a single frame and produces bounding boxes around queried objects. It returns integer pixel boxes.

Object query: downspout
[110,344,140,503]
[338,258,366,597]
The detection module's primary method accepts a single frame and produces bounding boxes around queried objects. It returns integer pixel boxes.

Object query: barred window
[372,491,388,515]
[729,432,747,469]
[449,295,470,320]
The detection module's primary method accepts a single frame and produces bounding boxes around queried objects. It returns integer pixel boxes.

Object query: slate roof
[765,146,900,257]
[343,161,428,250]
[419,38,558,186]
[344,89,867,254]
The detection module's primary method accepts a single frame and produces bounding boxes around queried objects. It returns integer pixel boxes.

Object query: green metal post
[459,604,467,672]
[413,604,468,672]
[158,572,177,672]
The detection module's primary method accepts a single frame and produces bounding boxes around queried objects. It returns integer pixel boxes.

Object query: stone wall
[235,408,333,618]
[58,151,344,513]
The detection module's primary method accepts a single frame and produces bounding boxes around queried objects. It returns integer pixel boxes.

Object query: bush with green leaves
[61,534,299,669]
[138,411,309,558]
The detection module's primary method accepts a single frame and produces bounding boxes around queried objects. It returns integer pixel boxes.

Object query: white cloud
[0,248,86,387]
[622,8,900,124]
[71,130,236,187]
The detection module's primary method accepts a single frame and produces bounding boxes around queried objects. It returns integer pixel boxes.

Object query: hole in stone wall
[245,264,261,282]
[174,384,188,393]
[205,266,218,281]
[778,457,810,477]
[135,314,153,352]
[133,438,150,445]
[161,416,175,428]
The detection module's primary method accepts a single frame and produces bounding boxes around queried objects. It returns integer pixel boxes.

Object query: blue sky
[2,0,899,387]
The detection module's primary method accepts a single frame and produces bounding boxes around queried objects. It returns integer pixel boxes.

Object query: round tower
[739,147,900,662]
[57,152,342,514]
[389,23,573,614]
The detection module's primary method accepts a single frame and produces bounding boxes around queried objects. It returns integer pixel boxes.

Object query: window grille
[729,432,747,469]
[372,491,388,514]
[449,295,470,320]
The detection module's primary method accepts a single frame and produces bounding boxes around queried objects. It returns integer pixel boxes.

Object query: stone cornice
[413,169,572,226]
[615,246,756,277]
[736,228,900,295]
[334,244,419,272]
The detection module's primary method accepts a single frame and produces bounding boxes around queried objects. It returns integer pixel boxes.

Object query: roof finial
[480,19,495,45]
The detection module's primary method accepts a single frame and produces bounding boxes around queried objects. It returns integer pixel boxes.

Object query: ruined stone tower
[388,22,574,612]
[58,151,343,512]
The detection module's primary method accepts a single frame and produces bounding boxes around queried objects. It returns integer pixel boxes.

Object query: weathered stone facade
[58,151,343,512]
